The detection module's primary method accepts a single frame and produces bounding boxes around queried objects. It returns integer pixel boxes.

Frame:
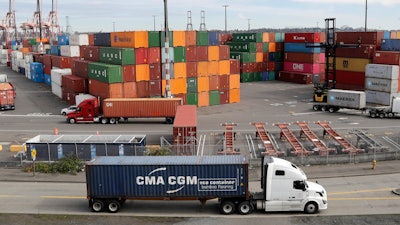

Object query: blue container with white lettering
[284,42,321,53]
[86,155,247,199]
[381,39,400,51]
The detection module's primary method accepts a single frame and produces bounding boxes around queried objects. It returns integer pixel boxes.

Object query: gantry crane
[43,0,60,43]
[0,0,17,46]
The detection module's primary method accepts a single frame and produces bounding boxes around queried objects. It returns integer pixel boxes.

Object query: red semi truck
[0,82,16,111]
[66,97,183,124]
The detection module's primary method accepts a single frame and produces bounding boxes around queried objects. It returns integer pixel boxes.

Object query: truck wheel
[312,105,320,111]
[328,107,336,113]
[321,106,328,111]
[165,117,174,124]
[387,113,394,118]
[101,118,109,124]
[107,200,120,213]
[109,118,117,124]
[304,202,318,214]
[220,201,235,215]
[238,201,253,215]
[91,199,105,212]
[369,112,376,118]
[379,113,385,118]
[68,118,76,124]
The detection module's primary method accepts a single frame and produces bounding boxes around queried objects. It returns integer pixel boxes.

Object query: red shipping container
[62,75,88,93]
[43,54,52,75]
[123,82,138,98]
[256,43,263,52]
[285,32,322,43]
[219,33,232,44]
[219,45,230,60]
[242,63,256,73]
[284,52,325,64]
[72,59,89,78]
[219,90,229,104]
[230,59,240,74]
[173,93,187,105]
[122,65,136,82]
[278,71,314,84]
[62,90,77,105]
[149,63,162,80]
[336,31,384,46]
[88,78,123,100]
[219,74,229,90]
[51,56,75,69]
[148,47,161,64]
[373,51,400,66]
[336,70,365,90]
[283,62,323,73]
[276,42,284,52]
[196,46,208,61]
[135,47,148,64]
[82,46,100,61]
[186,46,197,62]
[173,105,197,155]
[209,75,219,91]
[268,61,275,71]
[186,62,197,77]
[136,81,149,98]
[149,79,162,97]
[336,44,376,59]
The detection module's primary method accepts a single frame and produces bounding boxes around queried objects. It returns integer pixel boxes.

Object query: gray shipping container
[86,155,248,199]
[365,64,399,80]
[365,77,399,93]
[327,89,366,109]
[366,90,400,106]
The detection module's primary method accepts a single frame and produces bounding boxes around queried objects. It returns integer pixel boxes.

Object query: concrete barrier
[9,145,25,152]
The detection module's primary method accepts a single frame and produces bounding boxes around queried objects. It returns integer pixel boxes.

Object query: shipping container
[51,55,75,69]
[72,59,89,78]
[365,64,399,80]
[283,62,323,73]
[219,60,230,75]
[149,79,162,97]
[149,63,162,80]
[88,78,123,99]
[197,61,209,77]
[122,82,138,98]
[186,92,197,105]
[136,81,149,98]
[285,32,322,43]
[148,31,161,47]
[88,62,123,83]
[366,90,400,105]
[336,57,372,72]
[174,46,186,62]
[230,59,240,74]
[284,52,324,64]
[135,47,148,64]
[209,75,220,91]
[0,82,15,110]
[60,45,80,57]
[197,91,209,107]
[284,43,321,53]
[110,31,148,48]
[208,46,219,61]
[278,71,314,84]
[82,46,100,62]
[185,31,197,46]
[94,33,111,47]
[196,46,208,61]
[232,33,262,42]
[197,31,209,46]
[173,105,197,155]
[327,89,366,109]
[229,88,240,103]
[219,75,230,90]
[336,44,376,59]
[365,77,399,93]
[208,31,220,45]
[373,51,400,66]
[148,47,161,64]
[187,77,197,93]
[336,31,384,46]
[51,68,72,86]
[381,39,400,51]
[173,62,186,79]
[173,31,186,47]
[122,65,136,82]
[135,64,150,82]
[170,78,187,94]
[62,75,88,93]
[100,47,135,65]
[186,61,197,77]
[336,70,365,90]
[69,34,89,46]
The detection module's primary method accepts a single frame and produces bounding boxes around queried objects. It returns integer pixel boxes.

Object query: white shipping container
[327,89,366,109]
[392,97,400,113]
[69,34,89,46]
[365,64,400,80]
[365,77,399,93]
[51,68,72,86]
[51,81,63,99]
[366,90,400,106]
[75,93,96,105]
[60,45,80,57]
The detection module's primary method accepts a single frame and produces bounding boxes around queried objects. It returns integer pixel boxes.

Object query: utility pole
[163,0,171,98]
[222,5,228,32]
[364,0,368,32]
[152,15,156,31]
[247,19,251,31]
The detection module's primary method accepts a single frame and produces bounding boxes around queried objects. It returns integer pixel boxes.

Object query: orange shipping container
[185,31,197,46]
[219,60,230,75]
[208,61,219,75]
[262,32,270,42]
[110,31,149,48]
[229,74,240,89]
[123,81,138,98]
[134,31,149,48]
[174,62,187,79]
[88,78,123,100]
[170,78,187,94]
[197,76,210,92]
[197,61,209,77]
[256,52,264,62]
[208,46,219,61]
[135,64,150,81]
[197,91,209,107]
[173,31,186,47]
[229,88,240,103]
[269,42,276,52]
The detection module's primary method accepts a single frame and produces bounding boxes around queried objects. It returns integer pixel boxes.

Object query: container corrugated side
[327,89,366,109]
[373,51,400,66]
[86,155,247,199]
[365,64,400,80]
[99,47,135,65]
[366,90,400,106]
[336,57,372,72]
[88,62,122,83]
[365,78,399,93]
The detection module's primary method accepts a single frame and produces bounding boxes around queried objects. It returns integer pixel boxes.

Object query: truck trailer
[312,89,400,118]
[85,155,328,214]
[66,97,183,124]
[0,82,16,111]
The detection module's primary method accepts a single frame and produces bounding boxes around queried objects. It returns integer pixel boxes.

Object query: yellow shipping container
[170,78,187,94]
[219,60,230,75]
[197,61,209,77]
[208,61,219,75]
[174,62,187,79]
[268,42,276,52]
[135,64,150,81]
[198,91,209,107]
[173,31,186,47]
[134,31,149,48]
[229,88,240,103]
[256,52,264,62]
[197,76,210,92]
[208,46,219,61]
[397,31,400,39]
[336,57,372,72]
[229,74,240,89]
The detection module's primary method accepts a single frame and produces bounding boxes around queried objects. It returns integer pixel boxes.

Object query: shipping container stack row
[280,32,325,84]
[227,32,285,83]
[25,31,242,107]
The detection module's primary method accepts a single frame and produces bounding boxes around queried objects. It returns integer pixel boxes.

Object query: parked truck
[0,82,16,111]
[66,97,183,124]
[312,89,400,118]
[85,155,328,214]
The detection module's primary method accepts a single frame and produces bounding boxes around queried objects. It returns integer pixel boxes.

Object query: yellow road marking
[329,188,394,195]
[330,197,400,201]
[0,195,22,198]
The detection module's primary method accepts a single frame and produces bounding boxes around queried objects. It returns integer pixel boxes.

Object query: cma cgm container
[85,155,327,214]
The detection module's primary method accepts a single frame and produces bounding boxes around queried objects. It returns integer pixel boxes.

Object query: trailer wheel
[109,118,117,124]
[68,118,76,124]
[328,107,336,113]
[321,106,328,111]
[101,118,109,124]
[379,113,386,118]
[220,201,235,215]
[304,202,318,214]
[238,201,253,215]
[387,113,394,118]
[312,105,320,111]
[165,117,174,124]
[369,112,377,118]
[91,199,105,212]
[107,200,121,213]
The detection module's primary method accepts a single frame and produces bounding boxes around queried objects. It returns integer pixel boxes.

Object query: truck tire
[101,118,109,124]
[369,112,377,118]
[312,105,320,111]
[387,113,394,118]
[304,202,318,214]
[109,118,117,124]
[379,113,385,118]
[107,200,120,213]
[165,117,174,124]
[220,201,235,215]
[238,201,253,215]
[91,199,105,212]
[68,118,76,124]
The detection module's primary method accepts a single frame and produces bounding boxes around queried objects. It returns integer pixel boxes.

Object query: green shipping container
[187,77,197,93]
[230,52,256,63]
[262,43,269,52]
[99,47,135,65]
[275,32,285,42]
[186,92,198,105]
[161,31,174,47]
[148,31,161,47]
[241,72,255,83]
[268,71,276,80]
[228,42,257,52]
[232,33,262,43]
[197,31,209,46]
[209,90,220,106]
[174,46,186,62]
[254,72,263,81]
[88,62,123,83]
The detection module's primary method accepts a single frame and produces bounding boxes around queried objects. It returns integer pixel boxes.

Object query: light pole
[152,15,156,31]
[223,4,228,32]
[248,19,251,31]
[364,0,367,32]
[113,21,115,32]
[163,0,171,98]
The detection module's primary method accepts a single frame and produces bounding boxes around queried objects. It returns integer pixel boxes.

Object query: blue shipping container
[381,39,400,51]
[50,45,61,55]
[208,31,220,46]
[86,155,248,199]
[58,34,69,45]
[284,42,321,53]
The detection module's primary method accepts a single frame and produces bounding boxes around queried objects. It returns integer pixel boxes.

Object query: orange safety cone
[54,128,59,135]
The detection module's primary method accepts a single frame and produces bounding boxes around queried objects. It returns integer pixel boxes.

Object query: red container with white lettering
[285,32,322,43]
[283,62,324,73]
